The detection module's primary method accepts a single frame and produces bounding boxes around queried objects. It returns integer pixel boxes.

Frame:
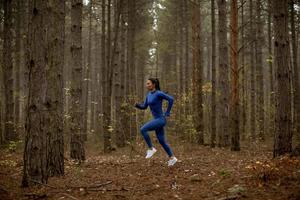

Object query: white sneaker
[167,157,178,166]
[145,148,157,159]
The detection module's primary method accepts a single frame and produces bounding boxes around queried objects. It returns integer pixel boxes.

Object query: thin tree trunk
[121,0,131,145]
[240,0,246,140]
[83,0,93,136]
[117,7,126,147]
[127,0,137,141]
[98,0,106,142]
[103,0,113,152]
[268,0,274,138]
[14,0,22,131]
[249,0,256,141]
[256,0,264,141]
[3,0,15,141]
[230,0,240,151]
[211,0,216,147]
[180,0,184,107]
[184,0,190,104]
[0,2,3,144]
[192,0,204,145]
[91,17,97,132]
[290,0,300,145]
[112,0,123,148]
[217,0,230,147]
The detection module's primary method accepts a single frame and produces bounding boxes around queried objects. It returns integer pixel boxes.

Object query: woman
[135,78,178,166]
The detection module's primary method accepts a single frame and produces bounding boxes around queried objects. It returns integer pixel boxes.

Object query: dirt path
[1,142,300,200]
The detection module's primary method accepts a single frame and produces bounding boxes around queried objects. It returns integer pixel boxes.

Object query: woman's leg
[140,118,165,148]
[155,126,173,157]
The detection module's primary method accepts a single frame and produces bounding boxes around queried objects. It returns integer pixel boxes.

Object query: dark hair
[148,78,161,90]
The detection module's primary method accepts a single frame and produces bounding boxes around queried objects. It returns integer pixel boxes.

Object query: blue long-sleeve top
[135,90,174,119]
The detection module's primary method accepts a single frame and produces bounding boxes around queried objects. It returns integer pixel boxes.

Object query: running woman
[135,78,178,166]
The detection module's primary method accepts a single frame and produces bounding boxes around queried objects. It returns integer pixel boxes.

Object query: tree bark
[127,0,137,141]
[240,0,246,140]
[83,0,93,136]
[70,0,85,161]
[210,0,216,147]
[273,0,292,157]
[45,0,65,176]
[290,0,300,145]
[3,0,15,141]
[255,0,264,141]
[14,0,22,131]
[192,0,204,145]
[112,0,123,148]
[179,0,185,118]
[90,4,96,132]
[102,0,113,153]
[217,0,230,147]
[117,6,127,147]
[229,0,240,151]
[268,0,274,139]
[184,0,190,104]
[249,0,256,141]
[22,0,48,186]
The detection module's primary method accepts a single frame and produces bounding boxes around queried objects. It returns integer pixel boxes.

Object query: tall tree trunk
[229,0,240,151]
[184,0,190,115]
[210,0,216,147]
[217,0,230,147]
[22,0,48,186]
[22,0,29,136]
[14,0,22,131]
[103,0,113,152]
[117,7,126,147]
[177,0,185,130]
[172,2,181,137]
[268,0,274,138]
[3,0,15,141]
[249,0,256,141]
[45,0,65,177]
[192,0,204,145]
[112,0,123,148]
[122,0,131,142]
[256,0,264,141]
[98,0,106,142]
[91,15,97,132]
[121,0,131,145]
[83,0,93,136]
[180,0,185,116]
[290,0,300,145]
[273,0,292,157]
[127,0,137,141]
[0,2,2,144]
[70,0,85,161]
[240,0,246,140]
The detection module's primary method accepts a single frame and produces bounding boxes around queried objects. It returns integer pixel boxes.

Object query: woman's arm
[135,95,148,110]
[158,91,174,116]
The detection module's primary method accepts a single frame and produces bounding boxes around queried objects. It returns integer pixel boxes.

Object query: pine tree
[273,0,292,157]
[70,0,85,161]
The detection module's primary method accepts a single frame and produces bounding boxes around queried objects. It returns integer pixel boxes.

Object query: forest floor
[0,139,300,200]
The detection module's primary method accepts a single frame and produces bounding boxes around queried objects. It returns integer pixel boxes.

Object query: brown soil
[1,141,300,200]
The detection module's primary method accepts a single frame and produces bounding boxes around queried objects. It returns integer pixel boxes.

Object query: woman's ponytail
[148,78,161,90]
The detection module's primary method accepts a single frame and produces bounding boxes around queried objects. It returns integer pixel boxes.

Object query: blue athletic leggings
[140,117,173,157]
